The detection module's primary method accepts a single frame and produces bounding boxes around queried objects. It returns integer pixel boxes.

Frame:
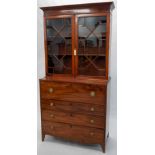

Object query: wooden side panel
[105,13,110,79]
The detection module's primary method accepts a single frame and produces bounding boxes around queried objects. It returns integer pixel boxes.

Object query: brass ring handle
[90,119,94,123]
[50,114,54,118]
[50,102,54,106]
[90,107,95,112]
[90,91,96,97]
[90,132,94,136]
[50,126,54,129]
[49,88,54,93]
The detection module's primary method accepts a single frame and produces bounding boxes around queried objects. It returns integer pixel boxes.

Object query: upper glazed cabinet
[43,2,112,80]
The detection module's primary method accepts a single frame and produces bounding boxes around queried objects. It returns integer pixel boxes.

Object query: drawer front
[40,81,106,104]
[42,110,104,129]
[42,121,104,144]
[41,99,104,116]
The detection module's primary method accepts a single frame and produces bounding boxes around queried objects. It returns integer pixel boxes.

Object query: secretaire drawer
[41,99,104,116]
[42,121,104,144]
[40,81,106,104]
[42,110,105,129]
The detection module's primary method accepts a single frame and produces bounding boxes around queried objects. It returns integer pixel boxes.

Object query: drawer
[42,121,104,144]
[41,99,104,116]
[40,81,106,104]
[42,110,104,129]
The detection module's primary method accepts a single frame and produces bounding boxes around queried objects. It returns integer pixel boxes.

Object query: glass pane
[46,18,72,74]
[78,16,106,76]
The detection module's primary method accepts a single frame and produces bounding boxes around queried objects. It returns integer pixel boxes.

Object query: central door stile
[74,15,78,77]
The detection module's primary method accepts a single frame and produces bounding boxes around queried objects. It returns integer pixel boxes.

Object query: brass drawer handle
[90,91,96,97]
[50,114,54,118]
[90,119,94,123]
[50,102,54,106]
[90,132,94,136]
[50,126,54,129]
[90,107,95,112]
[49,88,54,93]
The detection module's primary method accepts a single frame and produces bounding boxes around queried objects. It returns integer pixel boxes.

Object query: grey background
[37,0,117,154]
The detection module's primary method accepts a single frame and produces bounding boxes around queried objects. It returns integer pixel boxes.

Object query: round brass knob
[90,107,95,112]
[90,119,94,123]
[90,132,94,136]
[49,88,54,93]
[90,91,96,97]
[50,114,54,118]
[50,102,54,106]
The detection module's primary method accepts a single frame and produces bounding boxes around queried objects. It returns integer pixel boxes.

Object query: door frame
[43,15,75,77]
[74,13,110,79]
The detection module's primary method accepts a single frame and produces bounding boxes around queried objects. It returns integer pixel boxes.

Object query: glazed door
[45,16,74,75]
[76,14,108,77]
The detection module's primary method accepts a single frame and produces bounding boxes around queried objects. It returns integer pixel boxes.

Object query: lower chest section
[40,80,107,144]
